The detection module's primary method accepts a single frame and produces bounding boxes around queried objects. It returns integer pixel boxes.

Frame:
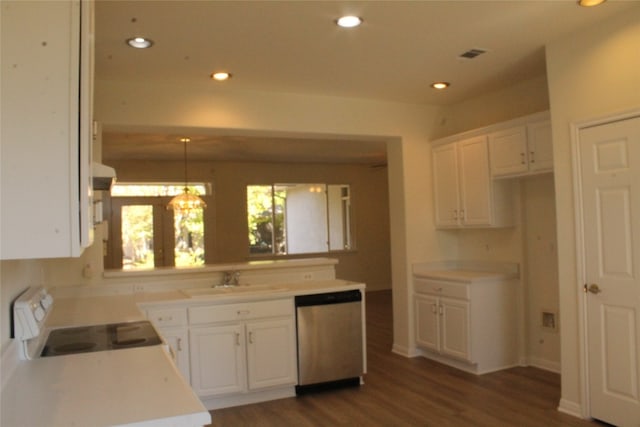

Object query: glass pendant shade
[168,187,207,213]
[167,139,207,213]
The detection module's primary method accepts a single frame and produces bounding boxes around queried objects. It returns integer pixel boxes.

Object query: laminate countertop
[2,279,365,427]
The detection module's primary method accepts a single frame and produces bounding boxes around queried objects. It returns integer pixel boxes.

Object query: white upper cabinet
[489,120,553,178]
[432,136,513,229]
[526,120,554,173]
[0,0,94,259]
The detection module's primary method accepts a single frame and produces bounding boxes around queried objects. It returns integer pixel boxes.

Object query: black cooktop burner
[41,321,162,357]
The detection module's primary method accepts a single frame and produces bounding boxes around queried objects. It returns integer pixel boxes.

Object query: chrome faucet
[215,271,241,287]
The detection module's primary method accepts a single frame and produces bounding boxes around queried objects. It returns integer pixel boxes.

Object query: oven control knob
[41,294,53,310]
[34,305,45,322]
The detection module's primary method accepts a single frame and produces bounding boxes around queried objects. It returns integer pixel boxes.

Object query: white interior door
[579,115,640,426]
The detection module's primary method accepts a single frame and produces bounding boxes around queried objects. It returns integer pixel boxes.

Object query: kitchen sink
[182,284,287,298]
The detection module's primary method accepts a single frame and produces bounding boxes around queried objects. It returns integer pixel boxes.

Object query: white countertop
[412,261,519,283]
[2,346,210,427]
[2,278,364,427]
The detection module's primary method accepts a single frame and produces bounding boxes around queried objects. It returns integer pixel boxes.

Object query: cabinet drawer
[189,299,293,325]
[147,307,188,327]
[414,278,469,300]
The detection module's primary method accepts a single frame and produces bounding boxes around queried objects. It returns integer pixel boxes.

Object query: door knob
[584,283,602,294]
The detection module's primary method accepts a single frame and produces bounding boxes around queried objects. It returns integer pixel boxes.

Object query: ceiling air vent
[459,48,487,59]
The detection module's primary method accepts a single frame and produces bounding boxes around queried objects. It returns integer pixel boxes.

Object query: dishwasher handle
[295,290,361,307]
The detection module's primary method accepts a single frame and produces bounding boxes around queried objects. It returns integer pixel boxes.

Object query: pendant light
[167,137,207,213]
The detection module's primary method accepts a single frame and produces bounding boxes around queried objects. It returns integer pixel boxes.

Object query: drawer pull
[237,310,250,316]
[248,331,254,344]
[235,332,241,346]
[158,315,173,322]
[435,287,443,292]
[439,305,444,316]
[431,303,438,314]
[177,337,182,352]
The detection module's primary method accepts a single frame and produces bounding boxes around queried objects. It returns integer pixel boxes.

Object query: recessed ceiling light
[336,15,363,28]
[126,37,153,49]
[211,72,232,81]
[431,82,450,90]
[578,0,606,6]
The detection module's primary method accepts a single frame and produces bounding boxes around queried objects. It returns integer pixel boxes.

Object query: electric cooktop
[41,320,162,357]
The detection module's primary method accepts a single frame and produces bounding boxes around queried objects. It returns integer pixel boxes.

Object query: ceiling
[96,0,633,164]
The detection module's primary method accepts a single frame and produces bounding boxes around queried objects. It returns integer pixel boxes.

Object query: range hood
[92,162,116,191]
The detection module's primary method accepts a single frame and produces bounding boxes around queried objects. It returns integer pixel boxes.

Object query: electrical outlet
[303,273,313,281]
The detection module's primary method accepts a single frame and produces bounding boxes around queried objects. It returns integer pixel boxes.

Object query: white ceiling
[96,0,634,164]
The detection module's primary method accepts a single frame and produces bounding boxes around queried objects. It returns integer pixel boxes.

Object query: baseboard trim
[557,398,584,419]
[391,343,422,358]
[200,387,295,410]
[527,356,561,374]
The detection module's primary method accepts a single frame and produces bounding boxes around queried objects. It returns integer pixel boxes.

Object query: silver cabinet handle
[431,303,438,314]
[177,337,182,352]
[235,332,241,346]
[530,151,535,163]
[248,331,254,344]
[438,305,444,316]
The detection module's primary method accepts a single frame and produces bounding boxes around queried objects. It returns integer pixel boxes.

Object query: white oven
[13,287,163,360]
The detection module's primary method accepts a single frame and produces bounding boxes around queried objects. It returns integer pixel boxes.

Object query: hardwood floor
[207,290,599,426]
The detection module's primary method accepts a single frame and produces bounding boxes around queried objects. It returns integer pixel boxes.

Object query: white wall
[545,4,640,414]
[431,74,558,368]
[285,185,328,254]
[95,82,454,353]
[104,159,393,291]
[522,174,560,372]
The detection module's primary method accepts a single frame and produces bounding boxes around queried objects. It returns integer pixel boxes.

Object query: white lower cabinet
[146,307,190,383]
[190,324,246,396]
[414,275,517,374]
[188,299,297,398]
[159,327,191,383]
[416,294,471,361]
[245,318,297,390]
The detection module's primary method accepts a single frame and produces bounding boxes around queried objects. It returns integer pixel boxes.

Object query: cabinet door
[439,298,471,362]
[415,295,440,352]
[246,318,297,390]
[527,120,554,173]
[458,136,492,226]
[432,143,461,227]
[189,324,246,396]
[159,327,191,384]
[1,0,93,259]
[488,126,529,177]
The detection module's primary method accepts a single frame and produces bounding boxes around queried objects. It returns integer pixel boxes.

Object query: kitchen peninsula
[1,258,366,426]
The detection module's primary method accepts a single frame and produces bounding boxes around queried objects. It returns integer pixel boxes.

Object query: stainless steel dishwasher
[295,289,364,394]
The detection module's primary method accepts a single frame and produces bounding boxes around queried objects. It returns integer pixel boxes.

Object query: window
[106,183,209,270]
[247,184,352,256]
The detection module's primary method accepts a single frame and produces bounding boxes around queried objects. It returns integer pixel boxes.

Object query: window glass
[174,208,205,267]
[121,205,154,269]
[247,184,352,256]
[107,183,209,270]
